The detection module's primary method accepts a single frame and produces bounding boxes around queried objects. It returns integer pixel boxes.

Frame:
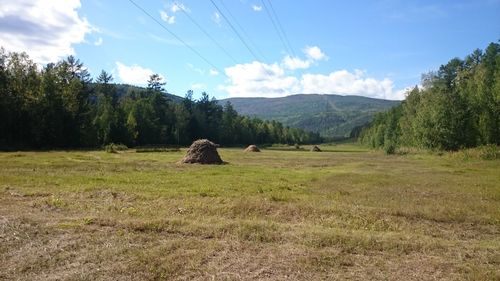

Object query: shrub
[384,141,396,155]
[104,143,128,153]
[448,144,499,161]
[478,144,499,160]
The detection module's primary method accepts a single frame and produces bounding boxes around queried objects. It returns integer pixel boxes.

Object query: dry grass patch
[0,144,499,280]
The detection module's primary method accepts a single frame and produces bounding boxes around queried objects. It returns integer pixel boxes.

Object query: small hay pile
[311,145,322,152]
[181,139,223,164]
[244,145,260,152]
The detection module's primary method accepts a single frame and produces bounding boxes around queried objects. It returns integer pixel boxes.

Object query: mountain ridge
[107,84,400,138]
[220,93,400,138]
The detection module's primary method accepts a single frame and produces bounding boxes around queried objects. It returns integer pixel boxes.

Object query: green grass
[0,144,499,280]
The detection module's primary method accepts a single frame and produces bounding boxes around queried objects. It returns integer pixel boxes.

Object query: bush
[448,144,499,161]
[384,141,396,155]
[104,143,128,153]
[478,144,499,160]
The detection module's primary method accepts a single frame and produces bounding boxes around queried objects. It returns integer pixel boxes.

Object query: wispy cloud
[159,2,189,25]
[171,2,189,13]
[252,5,262,11]
[212,12,221,26]
[160,10,175,24]
[148,33,184,46]
[93,37,103,46]
[186,63,205,75]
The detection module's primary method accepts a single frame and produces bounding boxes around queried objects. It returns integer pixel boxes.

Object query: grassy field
[0,145,499,280]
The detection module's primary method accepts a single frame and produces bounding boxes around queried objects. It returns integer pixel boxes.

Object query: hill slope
[113,84,184,102]
[221,94,400,138]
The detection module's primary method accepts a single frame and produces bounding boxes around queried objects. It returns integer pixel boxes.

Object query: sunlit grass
[0,144,499,280]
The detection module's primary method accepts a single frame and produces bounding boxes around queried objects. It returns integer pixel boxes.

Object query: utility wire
[260,0,292,57]
[173,1,239,65]
[127,0,226,76]
[218,0,269,62]
[266,0,296,57]
[210,0,265,62]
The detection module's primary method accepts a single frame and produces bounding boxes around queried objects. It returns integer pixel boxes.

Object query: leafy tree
[0,48,322,149]
[360,41,500,151]
[147,73,165,93]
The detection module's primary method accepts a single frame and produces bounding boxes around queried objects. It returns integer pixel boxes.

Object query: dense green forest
[222,94,399,138]
[359,42,500,152]
[0,48,321,149]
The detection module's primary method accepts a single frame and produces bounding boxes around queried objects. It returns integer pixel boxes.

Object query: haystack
[310,145,322,152]
[181,139,223,164]
[244,145,260,152]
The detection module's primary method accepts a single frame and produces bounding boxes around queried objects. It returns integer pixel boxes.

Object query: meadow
[0,145,499,280]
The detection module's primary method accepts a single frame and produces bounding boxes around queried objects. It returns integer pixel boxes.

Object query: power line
[218,0,269,62]
[266,0,296,57]
[173,1,239,65]
[127,0,226,76]
[260,0,293,57]
[210,0,265,62]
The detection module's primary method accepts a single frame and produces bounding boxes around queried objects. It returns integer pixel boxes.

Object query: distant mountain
[108,85,399,138]
[220,94,400,138]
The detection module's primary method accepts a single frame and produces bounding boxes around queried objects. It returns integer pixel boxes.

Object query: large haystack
[181,139,223,164]
[244,145,260,152]
[310,145,322,152]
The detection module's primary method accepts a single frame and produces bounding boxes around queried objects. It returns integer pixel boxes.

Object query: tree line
[0,48,322,149]
[358,41,499,152]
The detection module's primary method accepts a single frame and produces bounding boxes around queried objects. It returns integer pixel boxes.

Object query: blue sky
[1,0,499,100]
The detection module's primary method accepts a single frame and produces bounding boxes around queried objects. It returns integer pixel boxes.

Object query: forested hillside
[359,42,500,152]
[222,94,399,138]
[0,49,321,149]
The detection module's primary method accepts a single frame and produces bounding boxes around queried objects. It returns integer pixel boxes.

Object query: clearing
[0,145,499,280]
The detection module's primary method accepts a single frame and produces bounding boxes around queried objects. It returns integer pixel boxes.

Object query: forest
[359,42,500,153]
[0,48,322,149]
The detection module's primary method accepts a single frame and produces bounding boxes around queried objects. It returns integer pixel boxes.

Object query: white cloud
[116,62,163,86]
[282,55,311,70]
[187,63,205,75]
[212,12,221,25]
[281,46,327,70]
[94,37,103,46]
[171,2,188,13]
[190,83,206,90]
[301,70,395,99]
[221,61,300,98]
[252,5,263,11]
[160,10,175,24]
[209,69,219,76]
[220,57,405,100]
[392,86,417,100]
[0,0,92,63]
[304,46,327,61]
[159,2,188,25]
